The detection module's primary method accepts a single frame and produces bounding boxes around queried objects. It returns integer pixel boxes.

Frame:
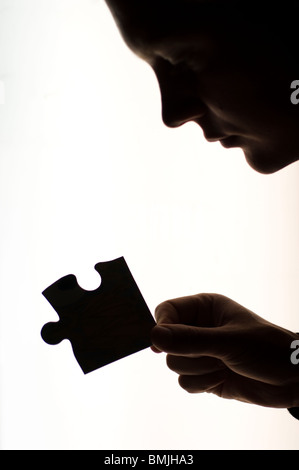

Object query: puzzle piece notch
[41,274,83,345]
[41,257,156,374]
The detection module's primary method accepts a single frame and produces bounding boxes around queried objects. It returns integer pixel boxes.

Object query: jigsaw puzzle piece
[41,257,156,373]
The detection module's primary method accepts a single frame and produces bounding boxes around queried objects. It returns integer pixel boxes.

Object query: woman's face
[106,1,299,174]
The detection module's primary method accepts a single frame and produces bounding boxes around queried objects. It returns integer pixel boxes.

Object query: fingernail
[151,326,173,350]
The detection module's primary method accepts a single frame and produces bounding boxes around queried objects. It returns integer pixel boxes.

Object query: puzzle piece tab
[41,257,156,374]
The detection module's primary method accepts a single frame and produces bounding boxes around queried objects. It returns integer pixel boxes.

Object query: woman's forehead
[105,0,277,29]
[105,0,293,71]
[106,1,235,56]
[105,0,277,51]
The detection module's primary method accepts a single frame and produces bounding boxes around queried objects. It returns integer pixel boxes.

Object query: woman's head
[105,0,299,173]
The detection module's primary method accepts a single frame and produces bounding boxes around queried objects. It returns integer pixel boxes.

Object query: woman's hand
[151,293,299,408]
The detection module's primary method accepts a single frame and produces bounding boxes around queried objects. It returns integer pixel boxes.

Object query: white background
[1,0,299,450]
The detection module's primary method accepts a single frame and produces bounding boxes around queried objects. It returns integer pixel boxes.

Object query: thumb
[151,324,230,358]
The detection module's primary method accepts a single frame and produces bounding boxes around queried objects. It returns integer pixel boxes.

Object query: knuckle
[178,375,194,393]
[154,300,173,322]
[166,354,178,371]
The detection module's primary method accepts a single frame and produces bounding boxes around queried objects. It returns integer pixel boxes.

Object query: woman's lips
[205,134,240,148]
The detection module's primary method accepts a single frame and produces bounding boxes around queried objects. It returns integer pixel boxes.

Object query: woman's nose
[161,94,206,128]
[155,60,206,128]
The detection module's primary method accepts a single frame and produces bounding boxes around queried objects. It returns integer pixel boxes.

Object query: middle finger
[166,355,227,375]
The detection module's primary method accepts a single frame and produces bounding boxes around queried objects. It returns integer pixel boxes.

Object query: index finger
[152,295,212,354]
[154,294,214,327]
[154,299,180,325]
